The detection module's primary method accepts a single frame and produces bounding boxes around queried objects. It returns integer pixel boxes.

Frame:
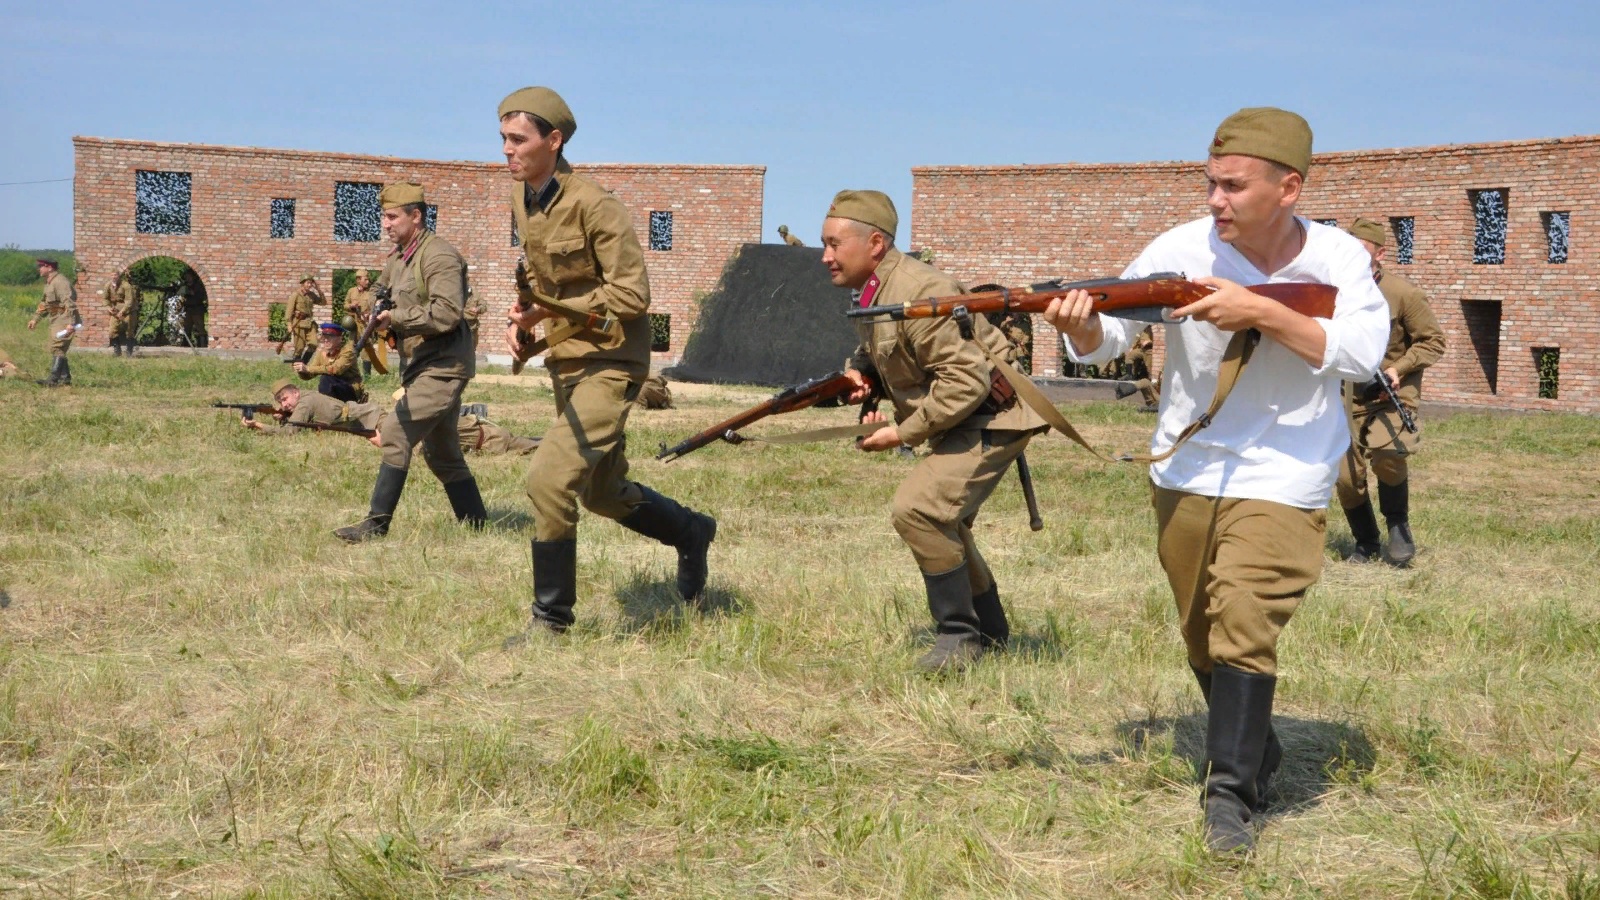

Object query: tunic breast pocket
[546,235,596,286]
[873,335,923,392]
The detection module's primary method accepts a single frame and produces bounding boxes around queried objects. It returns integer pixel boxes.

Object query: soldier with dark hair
[500,85,716,638]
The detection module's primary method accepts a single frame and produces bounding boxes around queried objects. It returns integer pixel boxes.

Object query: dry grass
[3,297,1600,897]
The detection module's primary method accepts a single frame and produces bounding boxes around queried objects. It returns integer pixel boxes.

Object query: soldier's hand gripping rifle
[845,273,1338,324]
[656,370,881,462]
[212,402,282,423]
[508,259,624,375]
[1371,372,1419,434]
[349,285,392,375]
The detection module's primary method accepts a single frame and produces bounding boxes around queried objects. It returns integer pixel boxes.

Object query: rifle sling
[980,328,1258,464]
[732,421,883,445]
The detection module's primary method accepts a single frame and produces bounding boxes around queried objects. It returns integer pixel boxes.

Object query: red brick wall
[914,135,1600,413]
[72,137,764,360]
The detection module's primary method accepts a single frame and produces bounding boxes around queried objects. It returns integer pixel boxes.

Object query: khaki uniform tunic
[286,287,321,355]
[275,393,385,433]
[374,231,476,483]
[300,341,365,399]
[462,289,485,350]
[106,279,140,342]
[1336,269,1446,506]
[849,248,1044,586]
[512,160,655,541]
[35,272,78,354]
[345,285,375,325]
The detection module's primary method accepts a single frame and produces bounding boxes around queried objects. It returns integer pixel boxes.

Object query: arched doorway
[124,256,208,348]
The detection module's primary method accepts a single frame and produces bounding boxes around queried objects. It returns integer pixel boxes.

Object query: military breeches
[110,313,136,341]
[525,363,645,541]
[290,320,315,355]
[380,374,472,484]
[1335,406,1418,508]
[1154,487,1324,676]
[891,428,1030,585]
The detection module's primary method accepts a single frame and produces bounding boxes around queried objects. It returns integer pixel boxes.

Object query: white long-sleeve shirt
[1067,216,1389,508]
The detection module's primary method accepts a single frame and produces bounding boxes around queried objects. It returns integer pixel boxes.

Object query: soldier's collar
[525,158,573,213]
[872,246,906,283]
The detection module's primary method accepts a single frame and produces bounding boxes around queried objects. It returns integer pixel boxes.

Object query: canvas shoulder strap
[984,328,1259,464]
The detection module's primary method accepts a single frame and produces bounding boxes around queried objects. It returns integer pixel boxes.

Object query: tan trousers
[1336,405,1417,508]
[892,427,1031,588]
[1154,487,1325,676]
[380,374,472,484]
[109,310,137,341]
[525,362,645,541]
[290,319,315,356]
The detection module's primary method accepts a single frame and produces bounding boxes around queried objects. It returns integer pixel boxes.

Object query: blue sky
[2,0,1596,250]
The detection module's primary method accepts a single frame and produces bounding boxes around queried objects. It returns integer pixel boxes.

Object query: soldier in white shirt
[1045,107,1388,854]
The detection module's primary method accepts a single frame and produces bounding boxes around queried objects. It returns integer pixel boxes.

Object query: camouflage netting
[666,244,859,387]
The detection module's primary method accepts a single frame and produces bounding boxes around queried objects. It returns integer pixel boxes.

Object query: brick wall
[72,137,765,360]
[914,135,1600,413]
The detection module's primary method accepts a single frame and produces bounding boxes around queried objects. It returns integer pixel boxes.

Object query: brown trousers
[380,374,472,484]
[525,362,645,541]
[892,427,1031,589]
[1336,405,1418,508]
[1154,487,1325,676]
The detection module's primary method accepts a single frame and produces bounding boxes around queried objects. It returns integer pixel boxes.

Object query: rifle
[1370,372,1419,434]
[213,402,281,423]
[349,285,393,375]
[657,370,878,462]
[509,259,623,374]
[286,420,376,438]
[282,345,316,366]
[844,273,1337,324]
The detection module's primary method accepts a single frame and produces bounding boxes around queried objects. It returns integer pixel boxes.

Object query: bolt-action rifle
[349,285,392,375]
[212,402,281,423]
[1370,372,1419,434]
[508,260,624,374]
[286,420,377,438]
[844,273,1337,324]
[657,370,881,462]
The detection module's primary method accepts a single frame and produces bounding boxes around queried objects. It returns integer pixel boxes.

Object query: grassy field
[2,288,1599,898]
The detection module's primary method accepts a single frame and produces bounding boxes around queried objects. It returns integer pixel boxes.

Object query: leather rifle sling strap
[979,328,1259,464]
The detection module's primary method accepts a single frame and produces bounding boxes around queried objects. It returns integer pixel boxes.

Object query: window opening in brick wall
[267,302,288,344]
[1313,218,1337,227]
[649,313,671,352]
[1460,299,1502,394]
[270,199,296,239]
[1542,211,1569,264]
[424,204,438,232]
[135,170,192,235]
[1390,216,1415,264]
[1533,347,1560,399]
[648,211,674,251]
[334,181,381,242]
[1470,189,1508,264]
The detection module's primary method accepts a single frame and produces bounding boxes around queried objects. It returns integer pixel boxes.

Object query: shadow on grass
[1095,712,1377,814]
[614,572,745,636]
[486,507,534,533]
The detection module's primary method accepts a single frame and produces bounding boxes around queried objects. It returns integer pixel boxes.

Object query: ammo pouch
[975,366,1017,415]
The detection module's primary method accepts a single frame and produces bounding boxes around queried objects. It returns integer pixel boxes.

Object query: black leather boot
[531,538,578,633]
[617,485,717,602]
[442,477,488,529]
[971,582,1009,649]
[1192,666,1280,809]
[334,464,408,543]
[1202,664,1277,854]
[1377,480,1415,566]
[917,563,984,673]
[1342,500,1382,563]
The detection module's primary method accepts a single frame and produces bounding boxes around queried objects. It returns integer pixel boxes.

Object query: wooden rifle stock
[657,371,866,462]
[845,273,1337,324]
[286,420,377,438]
[349,285,393,375]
